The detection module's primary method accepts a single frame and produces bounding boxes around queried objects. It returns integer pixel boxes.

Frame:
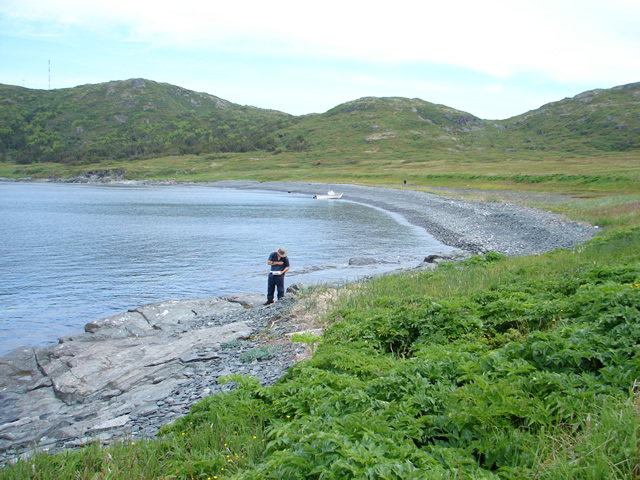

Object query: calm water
[0,182,453,355]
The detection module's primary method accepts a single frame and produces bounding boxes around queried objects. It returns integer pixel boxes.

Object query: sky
[1,0,639,120]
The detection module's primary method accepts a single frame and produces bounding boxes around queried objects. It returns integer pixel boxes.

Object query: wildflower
[181,432,185,436]
[253,436,257,439]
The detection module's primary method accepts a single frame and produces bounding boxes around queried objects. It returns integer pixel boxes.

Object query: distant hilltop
[0,79,638,165]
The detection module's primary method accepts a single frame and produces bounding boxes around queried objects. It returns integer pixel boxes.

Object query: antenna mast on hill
[48,60,51,90]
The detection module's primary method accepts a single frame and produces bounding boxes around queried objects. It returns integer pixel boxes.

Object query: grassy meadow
[1,151,640,479]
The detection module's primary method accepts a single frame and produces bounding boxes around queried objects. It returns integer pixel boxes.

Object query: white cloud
[2,0,639,95]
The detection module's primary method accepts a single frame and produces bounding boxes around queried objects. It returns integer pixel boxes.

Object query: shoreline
[206,180,596,256]
[2,177,597,256]
[0,179,597,465]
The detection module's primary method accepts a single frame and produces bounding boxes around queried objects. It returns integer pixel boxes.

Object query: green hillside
[281,83,640,160]
[488,82,640,153]
[0,79,294,164]
[0,79,638,167]
[277,96,487,160]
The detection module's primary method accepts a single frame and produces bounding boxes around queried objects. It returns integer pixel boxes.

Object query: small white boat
[313,190,343,199]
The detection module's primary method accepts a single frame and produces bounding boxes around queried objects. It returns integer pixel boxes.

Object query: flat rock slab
[0,297,258,462]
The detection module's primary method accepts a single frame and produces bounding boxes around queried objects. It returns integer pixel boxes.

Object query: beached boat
[313,190,343,199]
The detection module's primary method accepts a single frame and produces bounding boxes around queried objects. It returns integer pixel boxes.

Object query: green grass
[3,150,639,191]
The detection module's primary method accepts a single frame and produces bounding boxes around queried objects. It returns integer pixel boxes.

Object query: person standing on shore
[265,247,290,305]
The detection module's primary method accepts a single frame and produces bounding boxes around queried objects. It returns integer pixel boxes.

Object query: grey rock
[0,296,297,465]
[286,283,310,294]
[220,293,266,308]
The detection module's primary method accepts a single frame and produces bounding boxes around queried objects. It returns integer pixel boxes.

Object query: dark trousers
[267,273,285,301]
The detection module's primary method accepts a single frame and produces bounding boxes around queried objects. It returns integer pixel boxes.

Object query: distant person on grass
[265,247,290,305]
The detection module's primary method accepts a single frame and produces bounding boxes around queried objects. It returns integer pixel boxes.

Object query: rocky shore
[0,293,315,464]
[0,180,597,465]
[212,181,596,256]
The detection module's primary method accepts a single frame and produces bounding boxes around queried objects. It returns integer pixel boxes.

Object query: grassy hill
[278,83,640,160]
[490,82,640,153]
[1,80,638,169]
[0,79,294,164]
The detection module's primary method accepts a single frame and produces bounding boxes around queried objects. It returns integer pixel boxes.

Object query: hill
[0,78,294,164]
[283,83,640,159]
[0,79,638,166]
[491,82,640,153]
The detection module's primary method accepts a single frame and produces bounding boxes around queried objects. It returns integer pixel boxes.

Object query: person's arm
[267,253,279,266]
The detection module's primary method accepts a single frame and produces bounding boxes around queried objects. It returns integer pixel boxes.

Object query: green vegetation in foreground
[3,226,639,479]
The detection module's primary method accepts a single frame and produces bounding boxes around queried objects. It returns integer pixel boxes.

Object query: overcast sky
[1,0,639,119]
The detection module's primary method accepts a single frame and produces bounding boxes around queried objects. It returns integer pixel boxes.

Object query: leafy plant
[290,332,322,356]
